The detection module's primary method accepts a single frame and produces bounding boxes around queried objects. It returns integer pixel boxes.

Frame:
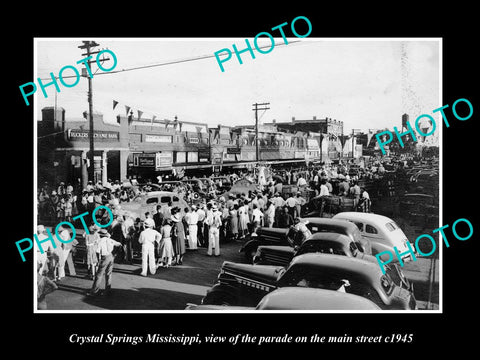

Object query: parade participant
[84,224,99,279]
[185,206,199,250]
[171,208,186,265]
[277,207,294,228]
[228,204,239,240]
[349,180,361,200]
[251,204,264,234]
[196,203,206,247]
[158,219,174,267]
[35,225,51,274]
[87,229,122,297]
[297,174,307,187]
[295,193,306,218]
[338,176,350,196]
[294,217,312,243]
[37,259,58,310]
[263,201,276,228]
[138,218,161,276]
[319,179,330,197]
[237,200,249,240]
[122,214,135,264]
[285,193,297,219]
[206,204,222,256]
[56,224,78,280]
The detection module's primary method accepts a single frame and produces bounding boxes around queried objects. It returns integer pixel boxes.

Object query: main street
[46,226,439,311]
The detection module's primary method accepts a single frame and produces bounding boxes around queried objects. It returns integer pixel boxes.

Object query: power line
[38,40,302,81]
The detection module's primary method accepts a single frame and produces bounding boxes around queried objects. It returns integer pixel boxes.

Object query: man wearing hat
[205,204,222,256]
[87,229,122,296]
[138,218,161,276]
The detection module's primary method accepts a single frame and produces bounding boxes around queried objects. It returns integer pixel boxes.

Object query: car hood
[257,245,295,255]
[357,253,379,264]
[185,303,253,311]
[221,261,285,286]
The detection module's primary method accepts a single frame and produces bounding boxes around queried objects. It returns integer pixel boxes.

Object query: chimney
[292,116,295,123]
[313,116,316,120]
[41,106,65,132]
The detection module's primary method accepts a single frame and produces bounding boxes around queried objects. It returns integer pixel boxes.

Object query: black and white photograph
[7,5,478,353]
[32,36,442,313]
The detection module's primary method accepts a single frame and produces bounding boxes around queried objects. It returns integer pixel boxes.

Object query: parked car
[253,232,377,267]
[121,191,189,220]
[332,212,414,262]
[186,287,380,310]
[201,253,416,310]
[241,217,371,263]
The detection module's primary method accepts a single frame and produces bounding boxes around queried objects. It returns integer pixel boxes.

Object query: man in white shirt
[251,204,264,234]
[139,218,161,276]
[185,206,199,250]
[285,193,297,218]
[206,206,222,256]
[87,228,121,296]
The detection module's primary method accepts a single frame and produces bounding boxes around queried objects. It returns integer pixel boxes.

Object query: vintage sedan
[186,287,380,311]
[253,232,377,267]
[201,253,416,310]
[120,190,189,220]
[240,217,371,263]
[332,212,414,263]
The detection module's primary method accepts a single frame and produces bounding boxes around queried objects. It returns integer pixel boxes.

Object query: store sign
[156,152,172,167]
[68,129,119,141]
[226,147,241,154]
[188,137,199,144]
[145,134,173,143]
[138,154,155,167]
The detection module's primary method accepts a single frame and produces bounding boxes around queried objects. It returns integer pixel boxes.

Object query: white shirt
[252,208,263,222]
[319,184,329,196]
[138,228,160,246]
[96,236,121,256]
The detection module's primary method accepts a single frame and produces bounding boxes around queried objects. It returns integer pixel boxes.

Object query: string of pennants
[112,99,180,129]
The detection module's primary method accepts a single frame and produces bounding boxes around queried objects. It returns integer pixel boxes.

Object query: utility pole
[78,41,110,184]
[351,128,361,159]
[252,102,270,162]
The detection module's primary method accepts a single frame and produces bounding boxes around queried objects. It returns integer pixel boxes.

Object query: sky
[33,38,440,134]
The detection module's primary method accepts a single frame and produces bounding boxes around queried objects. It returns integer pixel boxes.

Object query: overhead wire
[37,39,303,81]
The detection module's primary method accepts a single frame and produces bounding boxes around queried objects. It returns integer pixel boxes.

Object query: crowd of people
[37,157,423,303]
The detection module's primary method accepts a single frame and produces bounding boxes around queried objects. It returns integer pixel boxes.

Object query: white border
[33,37,442,314]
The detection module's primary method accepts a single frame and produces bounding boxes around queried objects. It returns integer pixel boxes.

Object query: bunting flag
[151,115,156,125]
[196,126,203,133]
[125,105,131,116]
[165,119,170,129]
[113,100,119,110]
[137,110,143,120]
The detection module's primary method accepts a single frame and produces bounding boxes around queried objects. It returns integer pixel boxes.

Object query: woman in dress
[159,219,174,267]
[84,225,99,279]
[228,204,239,241]
[237,200,249,239]
[171,208,186,265]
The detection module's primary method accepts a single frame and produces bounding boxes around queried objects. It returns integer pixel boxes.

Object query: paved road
[45,236,439,311]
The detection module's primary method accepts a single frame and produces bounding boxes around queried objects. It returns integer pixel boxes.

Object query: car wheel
[202,291,236,306]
